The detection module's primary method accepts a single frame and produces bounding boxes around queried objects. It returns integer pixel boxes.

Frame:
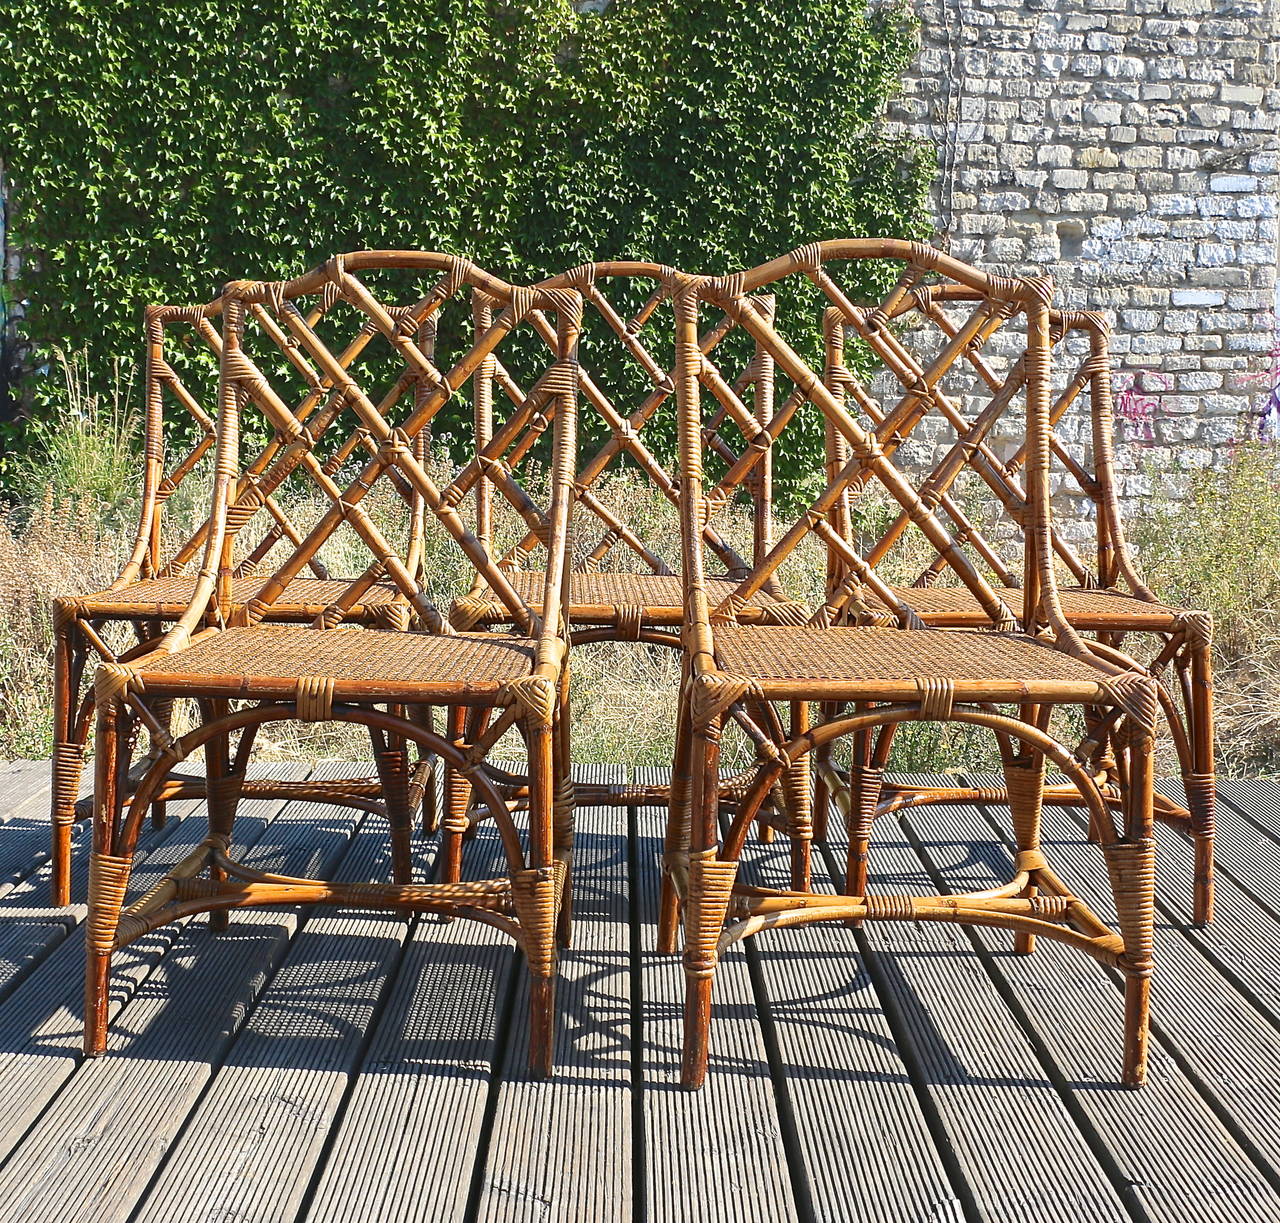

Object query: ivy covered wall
[0,0,931,478]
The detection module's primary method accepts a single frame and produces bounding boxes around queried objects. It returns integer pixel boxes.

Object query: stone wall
[889,0,1280,522]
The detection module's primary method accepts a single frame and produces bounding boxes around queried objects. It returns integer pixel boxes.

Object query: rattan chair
[84,259,582,1074]
[50,295,442,904]
[440,266,803,826]
[811,293,1214,922]
[662,241,1157,1090]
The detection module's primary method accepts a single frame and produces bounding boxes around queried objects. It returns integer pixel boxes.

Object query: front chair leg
[84,671,134,1057]
[680,850,739,1090]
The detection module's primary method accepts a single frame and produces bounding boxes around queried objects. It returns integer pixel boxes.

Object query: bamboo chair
[806,295,1214,922]
[663,240,1157,1089]
[84,258,581,1074]
[50,293,441,904]
[442,264,801,818]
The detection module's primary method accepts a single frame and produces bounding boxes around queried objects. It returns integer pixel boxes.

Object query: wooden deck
[1,758,1279,1221]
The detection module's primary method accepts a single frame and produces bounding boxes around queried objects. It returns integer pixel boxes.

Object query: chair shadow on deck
[0,805,1172,1099]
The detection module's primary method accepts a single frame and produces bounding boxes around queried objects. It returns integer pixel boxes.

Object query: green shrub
[0,0,930,499]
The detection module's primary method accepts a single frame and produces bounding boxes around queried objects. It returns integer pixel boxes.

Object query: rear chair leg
[51,608,86,907]
[845,764,882,926]
[660,698,694,955]
[440,705,472,886]
[1186,635,1216,925]
[202,699,244,933]
[148,697,176,829]
[373,737,415,884]
[784,701,812,891]
[1005,750,1046,955]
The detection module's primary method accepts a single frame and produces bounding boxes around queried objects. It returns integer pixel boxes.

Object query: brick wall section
[889,0,1280,526]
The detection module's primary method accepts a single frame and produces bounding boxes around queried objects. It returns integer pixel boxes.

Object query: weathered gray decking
[1,757,1279,1222]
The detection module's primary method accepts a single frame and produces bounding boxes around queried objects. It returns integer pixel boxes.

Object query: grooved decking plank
[475,764,633,1223]
[1124,780,1280,1039]
[0,913,76,1007]
[1217,779,1280,845]
[129,809,420,1223]
[302,824,517,1223]
[0,765,305,1167]
[905,800,1278,1223]
[0,761,208,903]
[1016,800,1280,1191]
[0,758,97,895]
[813,775,1127,1223]
[0,766,366,1223]
[0,761,51,820]
[1208,781,1280,919]
[739,815,965,1223]
[633,767,799,1223]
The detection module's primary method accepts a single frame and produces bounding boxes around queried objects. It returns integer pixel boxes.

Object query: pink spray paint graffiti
[1238,307,1280,440]
[1112,371,1167,442]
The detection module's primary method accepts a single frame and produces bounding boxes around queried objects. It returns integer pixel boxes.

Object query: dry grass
[1130,441,1280,775]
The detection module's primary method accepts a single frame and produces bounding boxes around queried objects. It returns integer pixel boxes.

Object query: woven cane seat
[713,625,1110,690]
[879,585,1186,630]
[131,625,536,694]
[461,569,789,627]
[63,577,402,621]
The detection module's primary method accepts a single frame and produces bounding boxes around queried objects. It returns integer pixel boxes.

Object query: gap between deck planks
[1,766,1280,1221]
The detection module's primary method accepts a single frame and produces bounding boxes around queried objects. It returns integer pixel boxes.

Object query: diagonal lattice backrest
[161,253,583,649]
[115,302,224,588]
[119,285,420,592]
[485,263,779,582]
[878,292,1156,601]
[673,240,1076,642]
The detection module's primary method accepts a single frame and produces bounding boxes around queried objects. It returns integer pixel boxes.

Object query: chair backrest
[671,239,1085,650]
[158,253,582,655]
[864,289,1155,601]
[118,286,433,591]
[114,301,224,589]
[486,263,780,580]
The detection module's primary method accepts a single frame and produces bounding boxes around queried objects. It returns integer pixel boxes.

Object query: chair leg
[680,719,735,1090]
[660,695,695,954]
[784,702,812,891]
[812,701,837,842]
[1005,750,1046,955]
[204,709,241,934]
[406,705,439,834]
[518,706,560,1078]
[440,705,471,886]
[147,698,176,829]
[845,764,882,913]
[1109,721,1156,1088]
[374,740,415,884]
[680,848,738,1090]
[84,676,133,1058]
[51,610,86,907]
[1185,638,1216,925]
